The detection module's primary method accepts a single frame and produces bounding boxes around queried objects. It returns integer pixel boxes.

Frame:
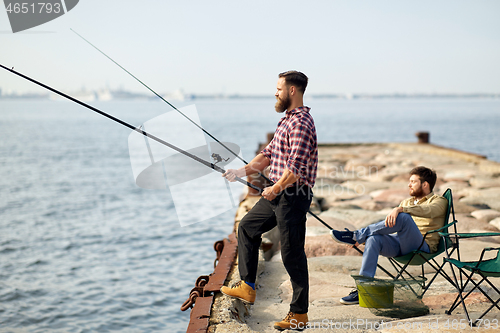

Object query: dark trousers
[237,185,312,314]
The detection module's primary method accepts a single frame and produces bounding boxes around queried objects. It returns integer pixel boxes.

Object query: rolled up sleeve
[260,141,273,160]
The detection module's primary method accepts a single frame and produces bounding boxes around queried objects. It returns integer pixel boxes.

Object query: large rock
[340,180,400,196]
[390,173,412,183]
[489,217,500,231]
[423,292,489,310]
[365,161,415,182]
[455,213,500,234]
[313,181,362,203]
[469,175,500,189]
[305,235,362,257]
[455,213,485,233]
[450,201,477,214]
[442,169,477,182]
[320,208,385,229]
[435,181,470,194]
[471,209,500,223]
[327,196,395,211]
[316,162,358,181]
[459,187,500,211]
[370,188,409,206]
[306,214,356,231]
[344,157,385,174]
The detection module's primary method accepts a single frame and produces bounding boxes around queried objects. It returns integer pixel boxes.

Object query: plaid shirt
[261,106,318,188]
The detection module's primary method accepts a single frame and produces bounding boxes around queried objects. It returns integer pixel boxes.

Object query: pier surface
[207,142,500,333]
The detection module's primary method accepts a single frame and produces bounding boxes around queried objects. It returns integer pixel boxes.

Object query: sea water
[0,98,499,332]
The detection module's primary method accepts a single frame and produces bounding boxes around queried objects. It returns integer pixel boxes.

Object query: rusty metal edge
[185,232,238,333]
[186,296,214,333]
[204,233,237,293]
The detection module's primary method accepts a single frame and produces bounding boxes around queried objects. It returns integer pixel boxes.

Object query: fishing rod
[0,64,393,277]
[0,63,261,194]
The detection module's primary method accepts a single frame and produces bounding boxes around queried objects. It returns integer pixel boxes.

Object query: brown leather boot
[274,311,308,331]
[220,281,256,304]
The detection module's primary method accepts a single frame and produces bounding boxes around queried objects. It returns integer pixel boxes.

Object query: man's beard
[275,94,291,113]
[410,186,424,198]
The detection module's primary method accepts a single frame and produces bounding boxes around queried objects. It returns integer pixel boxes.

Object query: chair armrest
[421,221,458,243]
[413,221,458,252]
[439,232,500,239]
[476,247,500,266]
[484,247,500,252]
[425,221,458,235]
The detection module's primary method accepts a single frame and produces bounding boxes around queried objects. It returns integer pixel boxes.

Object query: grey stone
[460,187,500,211]
[469,176,500,189]
[489,217,500,231]
[471,209,500,223]
[320,208,385,229]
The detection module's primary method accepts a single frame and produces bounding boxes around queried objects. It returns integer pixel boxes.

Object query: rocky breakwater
[208,142,500,333]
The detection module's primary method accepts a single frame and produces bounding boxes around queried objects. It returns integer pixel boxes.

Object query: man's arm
[262,168,300,201]
[385,196,448,228]
[222,153,270,182]
[385,207,404,227]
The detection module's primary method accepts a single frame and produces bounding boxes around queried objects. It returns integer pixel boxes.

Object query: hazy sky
[1,0,499,95]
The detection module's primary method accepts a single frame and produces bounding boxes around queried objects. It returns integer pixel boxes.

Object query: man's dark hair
[279,70,308,94]
[410,166,437,191]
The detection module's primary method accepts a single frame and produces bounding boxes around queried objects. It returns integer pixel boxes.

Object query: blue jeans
[354,213,430,278]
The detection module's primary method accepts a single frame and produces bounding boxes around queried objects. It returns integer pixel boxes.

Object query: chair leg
[475,298,500,325]
[388,258,415,282]
[471,273,500,323]
[447,274,474,314]
[446,263,472,324]
[421,264,425,288]
[421,259,457,297]
[392,255,454,297]
[482,276,500,311]
[390,258,423,283]
[446,269,500,326]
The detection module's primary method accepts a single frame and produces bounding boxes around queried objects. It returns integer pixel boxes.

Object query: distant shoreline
[1,92,499,101]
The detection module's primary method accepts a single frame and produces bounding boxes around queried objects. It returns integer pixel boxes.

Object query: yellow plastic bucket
[357,282,394,308]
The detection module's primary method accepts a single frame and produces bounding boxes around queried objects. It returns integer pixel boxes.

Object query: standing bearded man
[220,70,318,331]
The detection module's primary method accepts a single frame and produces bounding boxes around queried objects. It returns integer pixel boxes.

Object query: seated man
[330,166,448,305]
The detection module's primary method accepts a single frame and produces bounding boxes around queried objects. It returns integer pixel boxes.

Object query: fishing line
[0,63,261,194]
[70,29,249,167]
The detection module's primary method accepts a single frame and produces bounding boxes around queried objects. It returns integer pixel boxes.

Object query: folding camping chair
[382,188,460,296]
[440,232,500,326]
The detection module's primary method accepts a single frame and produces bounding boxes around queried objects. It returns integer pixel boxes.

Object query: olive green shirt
[398,192,448,252]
